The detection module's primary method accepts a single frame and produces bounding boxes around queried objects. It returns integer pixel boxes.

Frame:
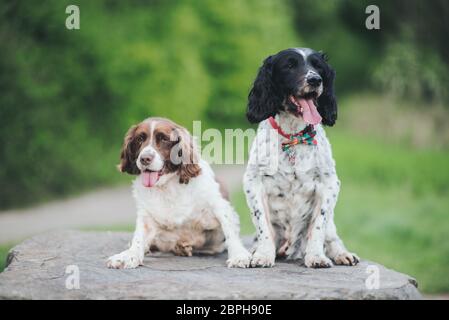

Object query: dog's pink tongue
[142,171,159,187]
[299,99,322,125]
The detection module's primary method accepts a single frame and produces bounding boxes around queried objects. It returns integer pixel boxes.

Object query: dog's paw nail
[107,251,142,269]
[250,252,275,268]
[333,252,360,266]
[305,254,333,268]
[227,251,252,268]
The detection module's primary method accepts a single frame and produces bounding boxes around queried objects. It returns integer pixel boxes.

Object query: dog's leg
[324,219,359,266]
[321,177,359,266]
[304,197,333,268]
[210,197,251,268]
[243,169,276,267]
[107,213,155,269]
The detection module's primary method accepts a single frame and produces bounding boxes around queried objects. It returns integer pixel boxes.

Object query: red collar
[268,116,314,139]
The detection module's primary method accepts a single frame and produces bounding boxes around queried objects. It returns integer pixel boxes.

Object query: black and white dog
[243,48,359,268]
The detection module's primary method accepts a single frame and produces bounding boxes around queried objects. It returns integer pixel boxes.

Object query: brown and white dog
[107,117,251,269]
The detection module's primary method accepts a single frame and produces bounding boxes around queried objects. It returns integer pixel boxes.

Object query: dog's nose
[307,75,322,87]
[140,155,154,166]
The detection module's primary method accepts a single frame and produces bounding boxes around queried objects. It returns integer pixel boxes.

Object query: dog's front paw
[333,252,360,266]
[227,249,252,268]
[304,253,333,268]
[250,248,276,268]
[107,250,142,269]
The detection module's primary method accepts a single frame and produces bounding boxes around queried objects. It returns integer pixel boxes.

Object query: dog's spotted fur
[244,48,359,268]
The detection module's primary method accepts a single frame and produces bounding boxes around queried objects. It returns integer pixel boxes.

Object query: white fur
[136,144,165,172]
[243,111,359,268]
[107,159,251,269]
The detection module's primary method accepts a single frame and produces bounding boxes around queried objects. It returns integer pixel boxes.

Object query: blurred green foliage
[0,0,448,210]
[0,0,298,208]
[289,0,449,101]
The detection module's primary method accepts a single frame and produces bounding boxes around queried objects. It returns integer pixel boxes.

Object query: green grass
[337,184,449,293]
[232,129,449,293]
[0,244,14,272]
[328,131,449,197]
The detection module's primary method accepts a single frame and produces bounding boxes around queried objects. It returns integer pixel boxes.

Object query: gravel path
[0,165,245,244]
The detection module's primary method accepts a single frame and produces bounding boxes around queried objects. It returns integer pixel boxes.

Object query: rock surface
[0,230,421,300]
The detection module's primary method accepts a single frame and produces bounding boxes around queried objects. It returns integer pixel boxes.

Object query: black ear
[246,56,282,123]
[317,53,338,126]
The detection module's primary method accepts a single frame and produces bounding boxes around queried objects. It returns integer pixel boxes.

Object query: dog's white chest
[133,181,200,227]
[262,124,339,246]
[286,127,335,173]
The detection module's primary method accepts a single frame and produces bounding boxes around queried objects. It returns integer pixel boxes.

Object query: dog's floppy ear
[317,52,338,126]
[246,55,282,123]
[170,126,201,184]
[118,125,141,175]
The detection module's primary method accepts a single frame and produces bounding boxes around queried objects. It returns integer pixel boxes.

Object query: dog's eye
[286,58,297,69]
[310,59,324,72]
[156,133,169,143]
[136,134,146,144]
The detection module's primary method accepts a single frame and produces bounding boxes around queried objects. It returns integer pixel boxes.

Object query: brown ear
[118,125,140,175]
[173,126,201,184]
[179,163,201,184]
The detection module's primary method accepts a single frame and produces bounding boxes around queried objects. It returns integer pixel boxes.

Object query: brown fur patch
[118,124,140,174]
[118,117,202,184]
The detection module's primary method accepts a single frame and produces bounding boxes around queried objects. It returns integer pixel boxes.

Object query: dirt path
[0,165,245,244]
